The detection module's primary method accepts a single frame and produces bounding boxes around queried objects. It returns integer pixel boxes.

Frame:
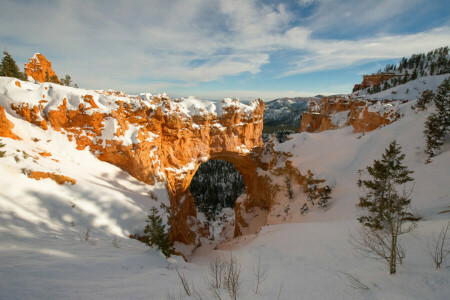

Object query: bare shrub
[207,254,226,299]
[338,271,370,290]
[252,253,268,294]
[277,281,283,300]
[176,267,193,296]
[223,252,242,300]
[112,235,120,248]
[206,252,241,300]
[79,228,91,242]
[426,222,450,269]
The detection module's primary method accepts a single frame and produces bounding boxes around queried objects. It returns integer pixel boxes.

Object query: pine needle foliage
[424,78,450,161]
[0,51,26,80]
[356,140,417,274]
[143,207,174,258]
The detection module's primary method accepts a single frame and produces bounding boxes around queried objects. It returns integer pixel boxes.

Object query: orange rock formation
[24,53,60,83]
[300,97,400,133]
[0,106,21,140]
[28,171,76,185]
[7,92,281,245]
[353,73,398,92]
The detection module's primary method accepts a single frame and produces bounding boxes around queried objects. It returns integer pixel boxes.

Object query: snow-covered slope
[356,74,449,101]
[0,75,449,299]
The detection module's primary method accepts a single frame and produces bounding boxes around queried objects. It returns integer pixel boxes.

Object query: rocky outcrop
[353,72,399,92]
[0,105,21,140]
[24,53,60,83]
[1,78,276,245]
[300,96,401,133]
[28,171,76,185]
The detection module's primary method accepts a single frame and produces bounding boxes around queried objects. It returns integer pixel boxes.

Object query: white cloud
[282,26,450,76]
[0,0,447,96]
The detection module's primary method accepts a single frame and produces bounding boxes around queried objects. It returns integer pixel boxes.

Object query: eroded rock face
[0,105,21,140]
[1,79,274,244]
[300,96,401,133]
[353,73,398,92]
[24,53,60,83]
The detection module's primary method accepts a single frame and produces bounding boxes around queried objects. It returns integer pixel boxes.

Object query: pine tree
[416,90,435,110]
[0,51,26,80]
[143,207,174,258]
[318,185,332,207]
[61,75,72,86]
[355,140,416,274]
[424,78,450,161]
[305,170,319,205]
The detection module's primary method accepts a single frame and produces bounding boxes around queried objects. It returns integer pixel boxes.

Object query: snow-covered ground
[0,76,449,299]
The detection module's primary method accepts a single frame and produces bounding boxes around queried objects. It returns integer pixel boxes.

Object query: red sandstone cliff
[300,96,401,133]
[353,72,399,92]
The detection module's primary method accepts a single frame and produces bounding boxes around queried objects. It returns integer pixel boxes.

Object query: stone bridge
[1,80,277,245]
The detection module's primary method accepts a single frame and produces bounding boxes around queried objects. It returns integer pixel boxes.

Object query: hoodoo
[24,53,60,83]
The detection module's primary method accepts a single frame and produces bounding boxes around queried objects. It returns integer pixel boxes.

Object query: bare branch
[426,222,450,269]
[338,271,370,290]
[252,252,268,294]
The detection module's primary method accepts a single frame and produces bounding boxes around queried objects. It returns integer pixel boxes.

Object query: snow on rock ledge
[0,77,266,244]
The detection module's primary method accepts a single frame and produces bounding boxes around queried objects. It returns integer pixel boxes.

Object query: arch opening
[189,159,245,222]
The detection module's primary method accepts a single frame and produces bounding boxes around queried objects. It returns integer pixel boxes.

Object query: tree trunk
[390,232,397,274]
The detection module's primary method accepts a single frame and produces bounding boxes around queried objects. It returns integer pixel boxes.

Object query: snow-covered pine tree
[318,185,332,207]
[355,140,416,274]
[0,51,26,80]
[143,207,174,258]
[424,78,449,161]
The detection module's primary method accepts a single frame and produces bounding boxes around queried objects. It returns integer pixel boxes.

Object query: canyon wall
[0,77,282,245]
[300,96,401,133]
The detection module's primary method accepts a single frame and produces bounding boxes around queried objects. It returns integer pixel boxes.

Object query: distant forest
[367,46,449,94]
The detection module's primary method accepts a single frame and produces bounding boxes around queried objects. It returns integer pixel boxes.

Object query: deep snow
[0,76,449,299]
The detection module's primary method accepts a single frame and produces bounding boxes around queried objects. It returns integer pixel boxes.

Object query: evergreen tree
[416,90,435,110]
[61,75,72,86]
[305,170,319,205]
[410,68,418,80]
[424,78,450,161]
[143,207,174,258]
[0,51,26,80]
[356,140,416,274]
[318,185,332,207]
[45,70,59,83]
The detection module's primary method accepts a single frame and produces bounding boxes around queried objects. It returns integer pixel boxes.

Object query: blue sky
[1,0,449,100]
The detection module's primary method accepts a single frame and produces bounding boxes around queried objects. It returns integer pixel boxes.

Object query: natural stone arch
[168,149,274,245]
